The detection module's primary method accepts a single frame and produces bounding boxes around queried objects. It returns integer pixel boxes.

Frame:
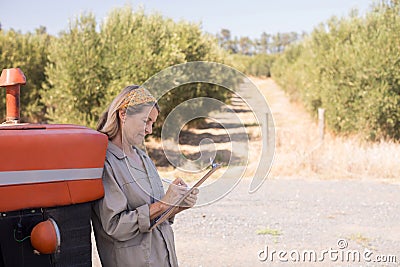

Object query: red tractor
[0,68,107,266]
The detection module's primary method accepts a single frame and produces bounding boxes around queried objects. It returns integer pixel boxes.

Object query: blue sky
[0,0,374,38]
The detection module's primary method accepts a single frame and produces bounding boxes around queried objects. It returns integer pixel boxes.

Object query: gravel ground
[92,177,400,266]
[170,177,400,267]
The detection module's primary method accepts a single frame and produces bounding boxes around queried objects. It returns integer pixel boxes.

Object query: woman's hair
[96,85,160,140]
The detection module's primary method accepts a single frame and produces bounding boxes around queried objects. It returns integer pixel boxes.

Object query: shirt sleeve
[95,161,151,241]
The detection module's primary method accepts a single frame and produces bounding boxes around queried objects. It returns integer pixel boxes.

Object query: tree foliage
[41,6,228,132]
[0,28,50,122]
[229,53,277,77]
[0,6,229,133]
[272,0,400,140]
[43,13,109,127]
[218,29,301,77]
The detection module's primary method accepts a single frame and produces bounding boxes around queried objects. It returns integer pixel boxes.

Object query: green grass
[256,227,282,236]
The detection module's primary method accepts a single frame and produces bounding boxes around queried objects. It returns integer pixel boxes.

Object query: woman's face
[121,106,159,146]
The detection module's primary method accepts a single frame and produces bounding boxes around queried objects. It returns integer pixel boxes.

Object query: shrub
[272,0,400,140]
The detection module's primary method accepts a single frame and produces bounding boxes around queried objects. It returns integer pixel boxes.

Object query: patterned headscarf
[118,87,156,110]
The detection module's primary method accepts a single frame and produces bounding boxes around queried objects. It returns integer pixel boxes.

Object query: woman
[92,85,198,267]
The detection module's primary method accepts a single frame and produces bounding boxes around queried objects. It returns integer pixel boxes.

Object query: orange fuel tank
[0,124,108,212]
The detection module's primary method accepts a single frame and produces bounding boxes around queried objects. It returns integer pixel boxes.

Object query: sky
[0,0,374,39]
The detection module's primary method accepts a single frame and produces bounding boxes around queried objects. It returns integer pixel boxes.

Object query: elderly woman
[92,85,198,267]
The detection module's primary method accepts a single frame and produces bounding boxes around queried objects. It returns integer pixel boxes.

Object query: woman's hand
[181,187,199,208]
[168,178,199,208]
[150,178,188,220]
[161,178,189,207]
[161,178,199,208]
[149,178,200,221]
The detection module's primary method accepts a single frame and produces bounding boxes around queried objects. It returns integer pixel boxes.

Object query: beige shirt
[92,142,178,267]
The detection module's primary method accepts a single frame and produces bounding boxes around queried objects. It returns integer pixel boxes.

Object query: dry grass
[253,77,400,181]
[271,130,400,180]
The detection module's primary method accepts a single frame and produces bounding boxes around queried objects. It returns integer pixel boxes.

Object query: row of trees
[272,0,400,140]
[0,6,299,129]
[216,29,302,55]
[0,7,232,132]
[214,29,301,78]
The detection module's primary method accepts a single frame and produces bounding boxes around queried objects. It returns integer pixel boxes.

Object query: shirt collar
[107,141,148,160]
[134,146,148,159]
[107,141,126,160]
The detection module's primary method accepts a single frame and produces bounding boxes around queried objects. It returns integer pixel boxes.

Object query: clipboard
[149,163,222,230]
